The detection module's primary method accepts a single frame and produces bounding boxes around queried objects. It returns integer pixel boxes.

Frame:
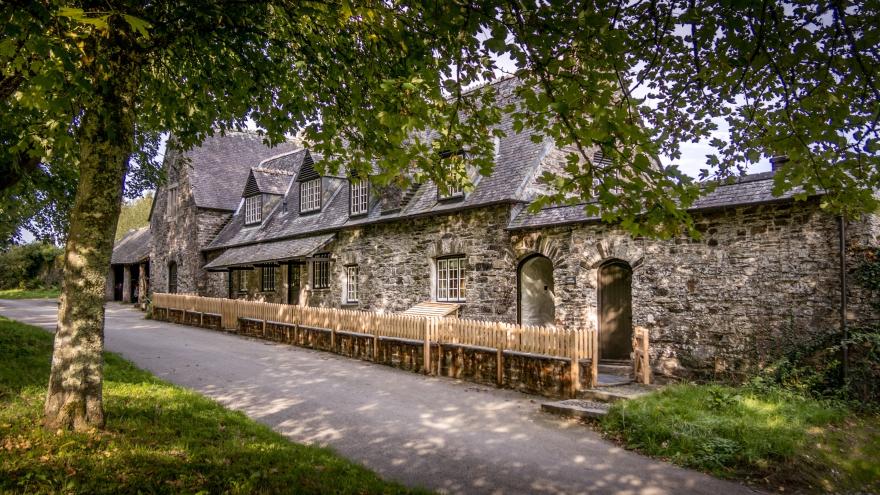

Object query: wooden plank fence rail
[151,293,605,392]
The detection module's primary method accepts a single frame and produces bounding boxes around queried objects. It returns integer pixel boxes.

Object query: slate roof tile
[111,227,151,265]
[204,233,335,269]
[180,131,299,211]
[508,171,810,230]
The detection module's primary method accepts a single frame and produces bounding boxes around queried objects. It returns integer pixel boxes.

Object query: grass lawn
[0,316,423,494]
[600,384,879,493]
[0,288,60,300]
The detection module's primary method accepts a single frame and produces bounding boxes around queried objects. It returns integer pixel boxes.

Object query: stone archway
[517,254,555,326]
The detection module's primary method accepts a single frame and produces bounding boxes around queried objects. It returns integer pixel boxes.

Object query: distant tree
[0,242,63,290]
[1,1,875,430]
[114,193,153,241]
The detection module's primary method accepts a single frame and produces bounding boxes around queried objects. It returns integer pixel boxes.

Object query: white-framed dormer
[300,178,321,213]
[244,194,262,225]
[349,178,369,216]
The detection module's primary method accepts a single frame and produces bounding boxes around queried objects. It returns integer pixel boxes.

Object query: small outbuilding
[107,227,152,305]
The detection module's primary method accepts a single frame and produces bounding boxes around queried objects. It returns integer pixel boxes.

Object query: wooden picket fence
[152,293,600,393]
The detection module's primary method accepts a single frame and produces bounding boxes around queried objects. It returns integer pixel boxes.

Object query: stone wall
[223,198,880,379]
[511,198,880,378]
[150,152,232,298]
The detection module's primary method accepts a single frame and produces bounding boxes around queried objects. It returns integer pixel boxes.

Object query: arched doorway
[517,254,555,326]
[598,260,633,361]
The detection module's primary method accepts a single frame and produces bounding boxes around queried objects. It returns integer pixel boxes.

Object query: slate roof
[204,233,335,269]
[111,227,151,265]
[180,131,300,211]
[194,79,819,264]
[250,169,295,196]
[205,78,550,253]
[508,171,810,230]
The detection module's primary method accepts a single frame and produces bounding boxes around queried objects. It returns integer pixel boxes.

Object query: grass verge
[0,288,60,300]
[0,316,423,494]
[600,383,879,493]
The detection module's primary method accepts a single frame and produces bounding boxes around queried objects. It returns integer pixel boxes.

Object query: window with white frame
[261,266,276,292]
[345,265,359,303]
[438,150,466,200]
[436,256,466,302]
[349,180,369,216]
[312,253,330,289]
[438,182,464,200]
[300,179,321,212]
[237,269,248,292]
[245,195,262,225]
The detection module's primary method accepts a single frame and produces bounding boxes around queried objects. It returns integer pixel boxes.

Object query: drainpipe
[839,216,848,381]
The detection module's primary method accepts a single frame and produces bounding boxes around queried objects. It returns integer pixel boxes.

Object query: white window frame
[345,265,359,303]
[261,266,276,292]
[438,183,464,200]
[349,180,369,216]
[436,256,466,302]
[245,195,262,225]
[300,179,322,213]
[312,254,330,289]
[238,269,248,292]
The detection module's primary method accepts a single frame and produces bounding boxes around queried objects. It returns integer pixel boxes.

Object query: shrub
[0,242,63,290]
[751,325,880,408]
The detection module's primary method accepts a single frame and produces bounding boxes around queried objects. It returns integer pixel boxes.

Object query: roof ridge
[257,148,305,167]
[253,167,295,176]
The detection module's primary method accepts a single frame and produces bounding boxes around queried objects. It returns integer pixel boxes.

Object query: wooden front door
[287,262,301,305]
[598,261,633,361]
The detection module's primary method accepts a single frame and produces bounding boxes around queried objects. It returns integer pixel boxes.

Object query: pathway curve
[0,299,761,495]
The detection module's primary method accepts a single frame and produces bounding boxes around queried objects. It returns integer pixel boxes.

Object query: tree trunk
[44,72,134,431]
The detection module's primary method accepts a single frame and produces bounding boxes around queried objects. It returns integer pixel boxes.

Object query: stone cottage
[113,86,879,379]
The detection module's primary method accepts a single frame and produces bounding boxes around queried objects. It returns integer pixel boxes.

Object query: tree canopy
[1,0,876,429]
[3,1,878,240]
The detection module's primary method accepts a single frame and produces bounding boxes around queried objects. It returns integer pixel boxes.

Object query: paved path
[1,299,761,495]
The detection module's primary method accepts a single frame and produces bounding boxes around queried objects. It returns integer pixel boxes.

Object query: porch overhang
[203,233,335,270]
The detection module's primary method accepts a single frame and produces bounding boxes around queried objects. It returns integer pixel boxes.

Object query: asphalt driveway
[1,299,760,495]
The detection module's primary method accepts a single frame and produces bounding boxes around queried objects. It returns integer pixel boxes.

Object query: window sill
[299,208,321,216]
[311,287,330,292]
[341,301,359,307]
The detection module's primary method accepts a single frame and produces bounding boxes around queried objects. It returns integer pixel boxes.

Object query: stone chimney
[769,155,789,171]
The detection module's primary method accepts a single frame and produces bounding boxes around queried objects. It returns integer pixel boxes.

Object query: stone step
[541,399,611,419]
[579,382,661,403]
[597,363,633,377]
[596,373,633,387]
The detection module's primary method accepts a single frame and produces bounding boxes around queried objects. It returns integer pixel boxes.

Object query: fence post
[371,313,378,362]
[591,329,599,388]
[423,318,432,375]
[495,323,504,387]
[569,330,580,397]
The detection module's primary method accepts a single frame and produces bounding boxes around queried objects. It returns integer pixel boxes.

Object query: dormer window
[300,179,321,213]
[438,183,464,200]
[350,179,369,216]
[245,195,262,225]
[437,149,467,200]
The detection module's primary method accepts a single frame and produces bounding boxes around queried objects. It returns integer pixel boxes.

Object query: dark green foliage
[748,326,880,408]
[0,242,62,290]
[0,317,423,494]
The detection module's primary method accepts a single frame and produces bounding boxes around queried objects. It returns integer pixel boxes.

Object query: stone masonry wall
[150,152,232,298]
[512,198,878,378]
[197,196,879,379]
